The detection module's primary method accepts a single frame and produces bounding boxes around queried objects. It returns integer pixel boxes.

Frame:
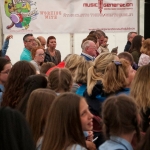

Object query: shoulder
[20,48,31,61]
[55,49,61,54]
[99,140,126,150]
[141,53,150,58]
[68,144,87,150]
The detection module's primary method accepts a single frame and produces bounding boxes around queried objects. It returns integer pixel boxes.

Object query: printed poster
[1,0,137,33]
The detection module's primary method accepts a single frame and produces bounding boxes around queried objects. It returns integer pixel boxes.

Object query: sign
[1,0,137,33]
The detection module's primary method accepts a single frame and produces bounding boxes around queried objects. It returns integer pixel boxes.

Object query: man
[37,36,46,50]
[20,34,36,61]
[81,40,97,61]
[124,32,137,52]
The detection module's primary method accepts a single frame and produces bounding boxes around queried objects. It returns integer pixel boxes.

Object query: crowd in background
[0,30,150,150]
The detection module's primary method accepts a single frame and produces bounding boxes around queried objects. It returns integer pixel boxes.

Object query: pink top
[138,53,150,67]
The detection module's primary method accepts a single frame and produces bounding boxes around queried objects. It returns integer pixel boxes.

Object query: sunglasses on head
[112,61,122,66]
[112,61,122,78]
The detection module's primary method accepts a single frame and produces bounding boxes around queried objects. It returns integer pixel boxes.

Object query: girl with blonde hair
[130,64,150,132]
[65,54,85,77]
[87,52,118,96]
[84,52,119,148]
[103,59,136,94]
[74,61,93,96]
[65,54,85,92]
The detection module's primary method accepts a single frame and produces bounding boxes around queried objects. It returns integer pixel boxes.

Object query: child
[99,94,141,150]
[41,92,94,150]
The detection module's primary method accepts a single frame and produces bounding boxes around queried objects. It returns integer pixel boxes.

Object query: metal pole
[70,33,74,54]
[137,0,140,34]
[0,6,4,50]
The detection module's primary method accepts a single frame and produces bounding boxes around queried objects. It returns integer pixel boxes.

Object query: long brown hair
[26,88,56,144]
[41,92,86,150]
[2,61,36,108]
[48,68,73,92]
[130,64,150,113]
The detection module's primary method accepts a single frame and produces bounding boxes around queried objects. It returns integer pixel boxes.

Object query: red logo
[83,0,133,14]
[83,3,98,7]
[98,0,103,14]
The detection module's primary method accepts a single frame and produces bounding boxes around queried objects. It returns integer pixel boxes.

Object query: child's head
[111,47,118,55]
[0,107,35,150]
[103,60,128,93]
[42,92,93,150]
[48,68,73,93]
[0,57,11,84]
[26,88,56,144]
[140,38,150,56]
[130,64,150,113]
[118,52,134,66]
[17,74,48,115]
[74,61,93,84]
[65,54,85,77]
[40,62,55,74]
[102,95,140,140]
[2,61,36,108]
[87,52,118,95]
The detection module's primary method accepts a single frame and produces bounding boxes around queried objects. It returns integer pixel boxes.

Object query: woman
[129,35,144,64]
[130,64,150,132]
[2,61,36,108]
[26,89,57,147]
[99,94,141,150]
[44,36,61,65]
[30,46,45,74]
[41,92,93,150]
[0,57,11,103]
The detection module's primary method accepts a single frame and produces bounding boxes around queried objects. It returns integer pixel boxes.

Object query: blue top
[96,88,130,102]
[20,48,32,61]
[0,84,4,104]
[1,40,9,56]
[99,136,133,150]
[81,52,95,61]
[76,84,87,96]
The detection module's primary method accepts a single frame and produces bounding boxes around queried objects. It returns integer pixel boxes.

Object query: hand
[86,131,94,142]
[6,35,13,40]
[86,141,96,150]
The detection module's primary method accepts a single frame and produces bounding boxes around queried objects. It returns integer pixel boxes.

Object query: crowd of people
[0,30,150,150]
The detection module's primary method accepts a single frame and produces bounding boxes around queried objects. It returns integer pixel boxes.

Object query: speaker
[144,1,150,39]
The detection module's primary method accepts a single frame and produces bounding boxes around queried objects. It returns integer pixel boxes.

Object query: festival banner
[1,0,137,34]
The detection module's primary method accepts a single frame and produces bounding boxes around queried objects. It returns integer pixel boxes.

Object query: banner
[1,0,137,34]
